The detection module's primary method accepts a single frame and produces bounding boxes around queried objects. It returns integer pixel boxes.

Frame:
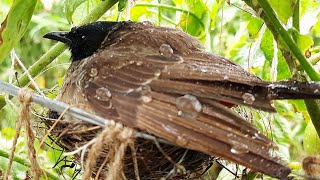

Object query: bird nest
[43,110,211,179]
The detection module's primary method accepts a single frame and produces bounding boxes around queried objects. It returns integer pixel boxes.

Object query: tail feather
[133,93,291,179]
[266,81,320,100]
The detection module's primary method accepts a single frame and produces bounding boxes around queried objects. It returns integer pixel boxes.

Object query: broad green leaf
[261,57,271,80]
[301,0,319,21]
[267,0,295,24]
[0,0,37,62]
[274,101,296,120]
[260,29,274,62]
[288,100,310,122]
[130,6,150,22]
[65,0,88,24]
[180,0,210,38]
[118,0,128,12]
[247,17,263,39]
[260,30,291,80]
[277,50,291,80]
[311,13,320,36]
[289,28,314,53]
[1,127,15,140]
[71,0,100,25]
[303,122,320,155]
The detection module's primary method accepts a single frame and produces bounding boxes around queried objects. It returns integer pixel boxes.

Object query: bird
[43,21,320,179]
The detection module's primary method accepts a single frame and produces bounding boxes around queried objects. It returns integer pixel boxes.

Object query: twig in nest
[81,122,135,179]
[129,143,140,180]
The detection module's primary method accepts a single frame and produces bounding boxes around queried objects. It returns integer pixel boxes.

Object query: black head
[44,21,119,61]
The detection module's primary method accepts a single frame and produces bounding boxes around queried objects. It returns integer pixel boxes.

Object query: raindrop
[141,96,152,103]
[176,135,189,146]
[89,68,98,77]
[154,70,161,76]
[176,94,202,118]
[95,87,112,101]
[200,68,207,73]
[230,143,249,154]
[136,61,143,66]
[159,44,173,58]
[242,93,255,105]
[172,55,184,63]
[141,85,152,103]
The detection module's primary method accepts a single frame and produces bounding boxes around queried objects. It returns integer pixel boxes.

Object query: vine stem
[243,0,320,137]
[256,0,320,81]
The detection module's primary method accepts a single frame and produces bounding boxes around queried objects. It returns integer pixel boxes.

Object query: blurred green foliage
[0,0,319,179]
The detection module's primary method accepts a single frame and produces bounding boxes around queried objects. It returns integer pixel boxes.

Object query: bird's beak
[43,32,71,44]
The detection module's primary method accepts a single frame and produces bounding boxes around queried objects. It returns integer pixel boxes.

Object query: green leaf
[303,122,320,155]
[247,17,263,39]
[288,100,310,122]
[118,0,127,12]
[210,0,223,29]
[267,0,295,24]
[65,0,88,24]
[289,28,314,53]
[311,13,320,36]
[180,0,210,38]
[260,29,274,62]
[277,50,291,80]
[0,0,37,62]
[1,127,15,140]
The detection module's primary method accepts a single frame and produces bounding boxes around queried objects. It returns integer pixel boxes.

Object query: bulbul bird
[44,21,320,179]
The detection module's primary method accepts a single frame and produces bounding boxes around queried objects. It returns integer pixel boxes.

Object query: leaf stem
[256,0,320,81]
[243,0,320,137]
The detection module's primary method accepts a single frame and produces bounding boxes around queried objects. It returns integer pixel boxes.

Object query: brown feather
[54,22,295,178]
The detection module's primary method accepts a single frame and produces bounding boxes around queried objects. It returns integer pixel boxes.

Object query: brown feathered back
[53,22,292,178]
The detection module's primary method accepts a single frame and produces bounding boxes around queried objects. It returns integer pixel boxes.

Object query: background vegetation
[0,0,319,179]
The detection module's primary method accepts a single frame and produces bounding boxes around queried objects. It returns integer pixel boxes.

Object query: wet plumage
[44,21,320,179]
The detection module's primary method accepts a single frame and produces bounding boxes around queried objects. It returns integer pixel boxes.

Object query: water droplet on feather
[95,87,111,101]
[89,68,98,77]
[141,85,152,103]
[159,44,173,57]
[141,95,152,103]
[176,94,202,118]
[242,93,255,105]
[230,143,249,154]
[176,136,189,146]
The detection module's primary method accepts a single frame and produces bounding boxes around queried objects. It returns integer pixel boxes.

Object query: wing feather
[77,22,290,178]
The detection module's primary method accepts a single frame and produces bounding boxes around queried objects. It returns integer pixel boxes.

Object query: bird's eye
[81,35,86,39]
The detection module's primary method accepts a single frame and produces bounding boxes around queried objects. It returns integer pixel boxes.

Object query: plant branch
[256,0,320,81]
[242,0,320,137]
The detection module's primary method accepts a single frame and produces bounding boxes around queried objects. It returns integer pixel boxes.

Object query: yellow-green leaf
[303,122,320,155]
[267,0,295,24]
[0,0,37,62]
[65,0,88,24]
